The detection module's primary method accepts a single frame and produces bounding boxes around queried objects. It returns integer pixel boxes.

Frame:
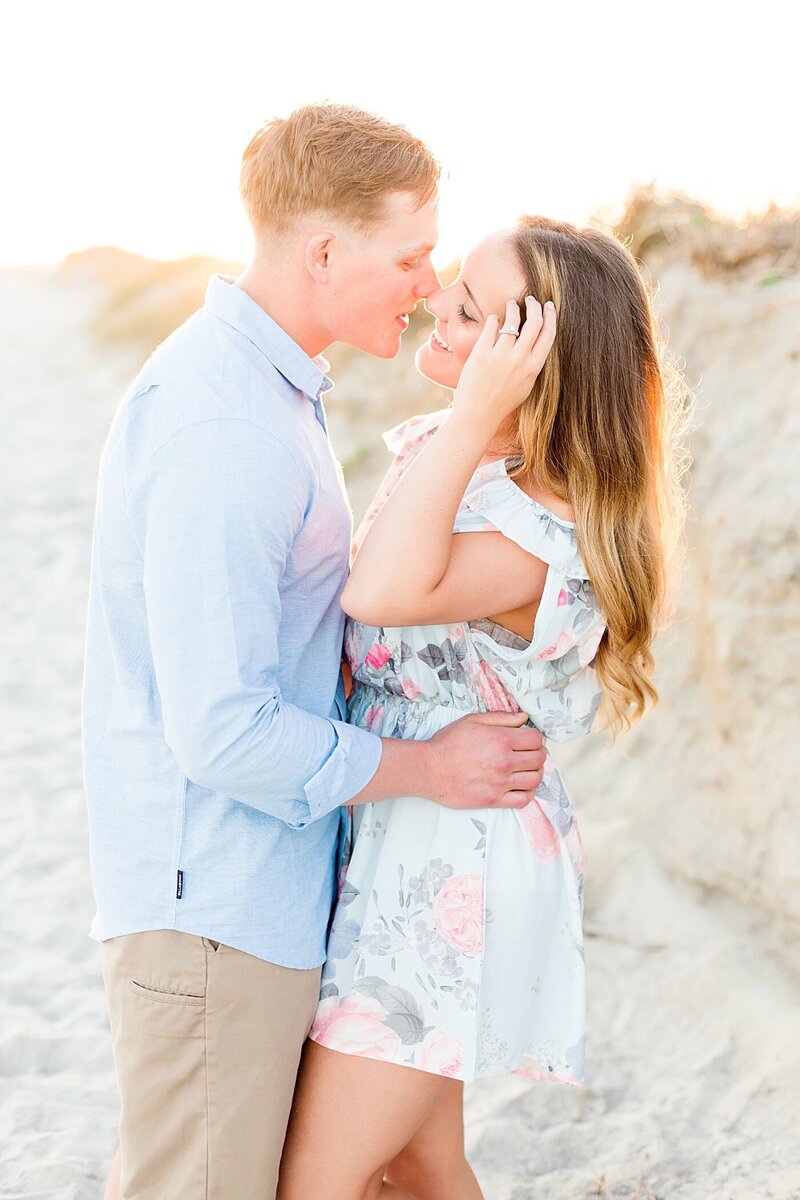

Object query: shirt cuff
[287,720,383,829]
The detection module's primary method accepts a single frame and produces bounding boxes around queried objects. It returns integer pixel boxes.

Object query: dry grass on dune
[612,185,800,279]
[62,246,244,355]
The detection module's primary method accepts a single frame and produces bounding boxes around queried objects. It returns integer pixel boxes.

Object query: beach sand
[1,250,798,1199]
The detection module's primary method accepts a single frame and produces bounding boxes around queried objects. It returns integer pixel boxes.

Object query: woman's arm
[341,299,556,626]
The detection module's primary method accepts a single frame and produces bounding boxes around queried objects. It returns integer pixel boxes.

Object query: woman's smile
[430,326,452,352]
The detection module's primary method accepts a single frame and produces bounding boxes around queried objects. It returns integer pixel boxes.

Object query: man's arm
[352,710,547,811]
[130,416,382,830]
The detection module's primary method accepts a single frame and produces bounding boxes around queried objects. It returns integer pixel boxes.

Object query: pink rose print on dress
[540,631,576,661]
[418,1028,464,1077]
[310,995,402,1061]
[572,822,587,875]
[364,704,385,731]
[477,660,520,712]
[519,799,560,863]
[578,625,604,667]
[433,873,484,954]
[365,642,392,670]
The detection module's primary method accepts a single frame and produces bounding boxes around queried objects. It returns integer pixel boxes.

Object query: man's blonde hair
[240,103,440,233]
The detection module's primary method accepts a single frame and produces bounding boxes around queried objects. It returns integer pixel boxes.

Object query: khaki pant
[101,930,322,1199]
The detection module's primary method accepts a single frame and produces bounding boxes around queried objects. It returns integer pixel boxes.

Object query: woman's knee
[385,1144,473,1199]
[386,1165,480,1200]
[280,1160,386,1200]
[363,1164,392,1198]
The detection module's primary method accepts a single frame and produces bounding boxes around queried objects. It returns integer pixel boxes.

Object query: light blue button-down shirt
[82,275,383,968]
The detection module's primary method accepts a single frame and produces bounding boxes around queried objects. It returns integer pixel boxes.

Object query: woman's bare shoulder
[512,470,575,523]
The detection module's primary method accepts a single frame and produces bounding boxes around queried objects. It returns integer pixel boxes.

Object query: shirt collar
[204,274,333,401]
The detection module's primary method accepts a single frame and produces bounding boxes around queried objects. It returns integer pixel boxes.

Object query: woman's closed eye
[457,303,476,323]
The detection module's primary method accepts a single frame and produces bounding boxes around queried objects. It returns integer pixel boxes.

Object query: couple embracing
[85,103,685,1199]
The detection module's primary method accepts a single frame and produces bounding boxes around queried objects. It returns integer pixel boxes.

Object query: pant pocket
[113,972,208,1196]
[129,979,205,1006]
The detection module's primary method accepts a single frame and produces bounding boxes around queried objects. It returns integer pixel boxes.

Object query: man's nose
[413,261,441,299]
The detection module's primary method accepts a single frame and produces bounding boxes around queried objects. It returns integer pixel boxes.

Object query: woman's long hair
[508,216,692,736]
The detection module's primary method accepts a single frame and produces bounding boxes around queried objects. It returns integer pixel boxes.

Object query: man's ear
[305,232,335,284]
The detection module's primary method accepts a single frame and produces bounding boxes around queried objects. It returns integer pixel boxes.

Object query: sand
[1,245,798,1199]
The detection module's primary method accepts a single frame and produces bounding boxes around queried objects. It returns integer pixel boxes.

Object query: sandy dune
[1,248,798,1199]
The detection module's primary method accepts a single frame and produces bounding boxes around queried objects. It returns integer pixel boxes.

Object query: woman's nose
[423,286,446,316]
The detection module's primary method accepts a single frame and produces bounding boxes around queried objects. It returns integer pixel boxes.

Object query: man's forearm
[345,709,545,815]
[348,737,437,806]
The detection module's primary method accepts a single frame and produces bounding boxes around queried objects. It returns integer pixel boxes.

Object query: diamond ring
[498,325,519,337]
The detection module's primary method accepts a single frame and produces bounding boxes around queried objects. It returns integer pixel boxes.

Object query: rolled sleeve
[129,416,381,824]
[299,719,384,827]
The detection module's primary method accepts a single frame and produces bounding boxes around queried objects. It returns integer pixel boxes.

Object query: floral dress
[309,408,606,1086]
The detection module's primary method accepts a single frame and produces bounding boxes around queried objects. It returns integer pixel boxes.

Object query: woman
[277,216,689,1199]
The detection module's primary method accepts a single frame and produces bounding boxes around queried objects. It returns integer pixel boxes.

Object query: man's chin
[355,332,403,360]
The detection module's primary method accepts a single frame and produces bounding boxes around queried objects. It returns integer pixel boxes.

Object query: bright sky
[3,0,797,269]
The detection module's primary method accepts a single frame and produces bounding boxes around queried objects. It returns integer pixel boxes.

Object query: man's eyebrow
[463,280,484,318]
[398,242,435,256]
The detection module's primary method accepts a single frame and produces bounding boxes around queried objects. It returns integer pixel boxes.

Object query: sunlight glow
[4,0,797,268]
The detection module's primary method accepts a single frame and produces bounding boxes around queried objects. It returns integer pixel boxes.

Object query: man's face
[323,192,440,358]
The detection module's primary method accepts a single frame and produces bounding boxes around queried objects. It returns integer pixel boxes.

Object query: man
[85,103,546,1200]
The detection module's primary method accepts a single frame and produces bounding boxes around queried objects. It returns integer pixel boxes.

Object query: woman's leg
[104,1145,121,1200]
[277,1038,457,1200]
[385,1081,484,1200]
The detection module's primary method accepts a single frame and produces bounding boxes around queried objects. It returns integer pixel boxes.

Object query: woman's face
[415,230,527,390]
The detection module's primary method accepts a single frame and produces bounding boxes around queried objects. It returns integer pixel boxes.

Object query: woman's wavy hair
[508,216,693,736]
